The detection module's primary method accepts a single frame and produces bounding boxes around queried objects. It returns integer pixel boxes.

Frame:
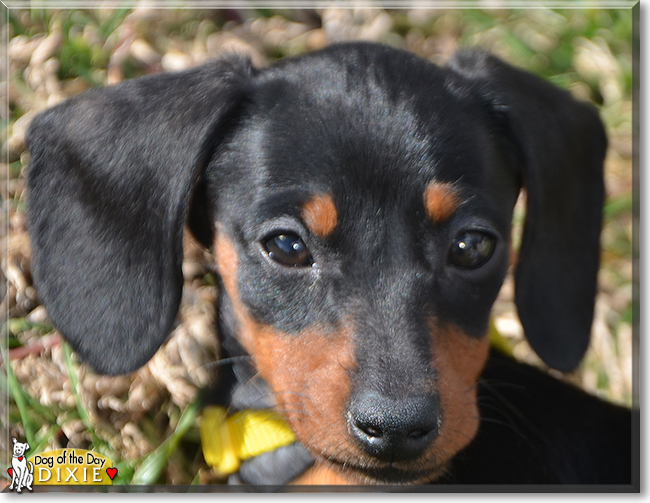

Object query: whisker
[203,355,254,370]
[478,415,520,431]
[281,409,310,417]
[272,390,311,400]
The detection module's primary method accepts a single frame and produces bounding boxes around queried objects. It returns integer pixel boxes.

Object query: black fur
[437,349,633,485]
[26,42,631,487]
[27,57,254,374]
[448,52,606,372]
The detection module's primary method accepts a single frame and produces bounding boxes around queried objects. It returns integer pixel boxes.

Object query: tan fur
[214,230,488,485]
[292,464,357,485]
[302,193,338,238]
[423,182,460,224]
[214,231,358,471]
[430,321,490,461]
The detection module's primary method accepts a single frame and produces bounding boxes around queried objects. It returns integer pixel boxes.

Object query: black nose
[348,391,441,462]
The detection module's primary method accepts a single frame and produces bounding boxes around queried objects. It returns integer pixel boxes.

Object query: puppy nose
[348,391,440,462]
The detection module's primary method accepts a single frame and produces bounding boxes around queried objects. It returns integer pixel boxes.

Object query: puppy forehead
[258,87,430,165]
[218,56,514,228]
[244,78,499,188]
[238,105,431,202]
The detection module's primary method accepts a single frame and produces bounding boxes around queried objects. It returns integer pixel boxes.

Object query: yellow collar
[200,406,296,476]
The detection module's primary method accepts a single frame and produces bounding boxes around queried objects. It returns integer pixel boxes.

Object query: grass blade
[131,398,201,485]
[3,347,35,445]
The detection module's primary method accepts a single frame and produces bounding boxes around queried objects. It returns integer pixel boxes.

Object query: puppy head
[26,43,605,483]
[208,51,518,481]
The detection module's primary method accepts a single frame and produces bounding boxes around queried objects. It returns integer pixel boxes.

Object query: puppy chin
[305,457,451,485]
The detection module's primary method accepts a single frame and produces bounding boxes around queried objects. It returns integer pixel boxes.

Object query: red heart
[7,468,12,477]
[18,457,23,461]
[106,467,118,480]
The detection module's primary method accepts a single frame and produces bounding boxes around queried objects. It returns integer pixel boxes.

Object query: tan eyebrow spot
[302,193,338,238]
[423,182,460,224]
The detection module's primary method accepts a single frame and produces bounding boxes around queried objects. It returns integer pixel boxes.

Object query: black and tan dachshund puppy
[26,42,633,487]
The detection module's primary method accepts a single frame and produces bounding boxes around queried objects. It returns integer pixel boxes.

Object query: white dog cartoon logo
[8,438,34,492]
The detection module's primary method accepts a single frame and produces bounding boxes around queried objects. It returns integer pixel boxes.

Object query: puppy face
[26,42,606,484]
[208,59,520,482]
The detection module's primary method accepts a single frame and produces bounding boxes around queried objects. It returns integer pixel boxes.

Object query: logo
[7,440,117,489]
[8,439,34,493]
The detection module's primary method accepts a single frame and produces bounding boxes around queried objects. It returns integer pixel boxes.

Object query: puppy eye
[263,233,313,267]
[449,231,496,269]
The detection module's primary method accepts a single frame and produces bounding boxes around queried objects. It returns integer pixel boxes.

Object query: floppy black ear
[448,50,606,372]
[26,57,253,375]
